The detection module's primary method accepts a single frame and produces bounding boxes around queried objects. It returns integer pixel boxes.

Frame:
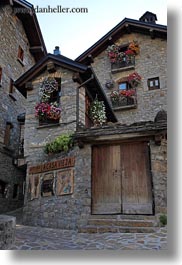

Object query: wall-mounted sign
[28,174,40,200]
[56,169,74,196]
[29,157,75,174]
[41,173,54,197]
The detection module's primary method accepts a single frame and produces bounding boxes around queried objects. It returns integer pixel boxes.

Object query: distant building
[0,0,46,213]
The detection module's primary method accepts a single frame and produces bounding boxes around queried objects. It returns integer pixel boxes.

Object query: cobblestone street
[10,225,167,250]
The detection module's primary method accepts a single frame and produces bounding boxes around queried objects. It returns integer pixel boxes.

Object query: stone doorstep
[88,214,156,220]
[78,215,159,233]
[78,226,157,234]
[88,219,156,227]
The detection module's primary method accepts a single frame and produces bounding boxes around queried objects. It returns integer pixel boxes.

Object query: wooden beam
[29,46,44,53]
[25,82,33,90]
[108,36,114,44]
[47,62,56,73]
[87,54,94,64]
[149,29,155,39]
[125,23,131,34]
[72,72,82,83]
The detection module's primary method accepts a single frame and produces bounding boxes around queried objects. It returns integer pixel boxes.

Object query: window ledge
[17,58,24,66]
[111,65,135,74]
[113,104,137,111]
[9,93,17,101]
[37,123,60,129]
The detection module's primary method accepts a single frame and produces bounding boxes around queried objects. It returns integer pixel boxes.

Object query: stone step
[78,225,157,234]
[88,219,157,227]
[89,214,156,220]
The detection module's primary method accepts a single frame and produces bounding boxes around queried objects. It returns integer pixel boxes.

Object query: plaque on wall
[56,169,74,196]
[41,173,54,197]
[28,174,40,200]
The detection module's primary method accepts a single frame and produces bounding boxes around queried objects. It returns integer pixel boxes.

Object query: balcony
[111,55,135,73]
[110,89,137,111]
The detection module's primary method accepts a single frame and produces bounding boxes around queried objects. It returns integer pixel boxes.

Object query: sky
[28,0,168,60]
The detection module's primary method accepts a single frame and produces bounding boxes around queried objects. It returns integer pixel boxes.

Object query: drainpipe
[76,74,94,130]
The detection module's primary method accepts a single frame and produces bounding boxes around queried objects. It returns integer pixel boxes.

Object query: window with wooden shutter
[17,45,24,65]
[9,78,15,94]
[4,122,13,147]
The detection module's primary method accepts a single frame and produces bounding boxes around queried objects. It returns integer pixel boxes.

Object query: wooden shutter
[4,123,11,146]
[92,145,121,214]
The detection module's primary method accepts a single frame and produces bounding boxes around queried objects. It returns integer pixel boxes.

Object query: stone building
[14,11,167,232]
[0,0,46,213]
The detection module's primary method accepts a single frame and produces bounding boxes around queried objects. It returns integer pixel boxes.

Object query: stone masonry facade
[0,5,36,213]
[91,33,167,124]
[11,11,167,230]
[22,65,92,229]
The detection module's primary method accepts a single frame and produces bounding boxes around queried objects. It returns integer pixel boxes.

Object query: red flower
[125,50,135,56]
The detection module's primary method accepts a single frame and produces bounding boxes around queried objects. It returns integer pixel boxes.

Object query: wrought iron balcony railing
[111,55,135,71]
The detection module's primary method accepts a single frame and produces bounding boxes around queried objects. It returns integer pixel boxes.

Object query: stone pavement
[10,225,167,250]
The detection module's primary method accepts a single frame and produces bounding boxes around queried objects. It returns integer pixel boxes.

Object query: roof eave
[75,18,167,63]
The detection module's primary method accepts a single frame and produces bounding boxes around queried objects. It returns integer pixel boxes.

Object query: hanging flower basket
[89,97,107,126]
[39,77,58,103]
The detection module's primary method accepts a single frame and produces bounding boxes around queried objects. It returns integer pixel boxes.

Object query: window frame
[148,77,160,90]
[17,45,24,65]
[38,78,61,126]
[4,122,13,147]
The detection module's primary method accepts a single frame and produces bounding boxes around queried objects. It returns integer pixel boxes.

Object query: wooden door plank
[92,145,121,214]
[121,142,153,214]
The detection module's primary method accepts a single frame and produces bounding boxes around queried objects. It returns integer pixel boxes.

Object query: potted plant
[110,90,120,106]
[35,102,51,121]
[44,133,74,154]
[90,97,107,126]
[35,102,61,122]
[128,40,140,55]
[127,72,142,87]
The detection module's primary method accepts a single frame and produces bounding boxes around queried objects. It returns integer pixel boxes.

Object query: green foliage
[159,214,167,226]
[44,133,74,154]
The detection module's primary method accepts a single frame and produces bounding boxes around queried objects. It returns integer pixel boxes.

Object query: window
[17,45,24,64]
[38,78,61,125]
[9,78,15,94]
[19,124,25,156]
[4,122,13,147]
[0,67,2,86]
[148,77,160,90]
[118,82,128,91]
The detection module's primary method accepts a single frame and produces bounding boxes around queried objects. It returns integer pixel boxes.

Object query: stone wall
[23,145,92,229]
[23,64,92,228]
[0,215,16,250]
[150,138,167,214]
[24,68,78,163]
[0,5,36,213]
[91,33,167,124]
[0,149,25,213]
